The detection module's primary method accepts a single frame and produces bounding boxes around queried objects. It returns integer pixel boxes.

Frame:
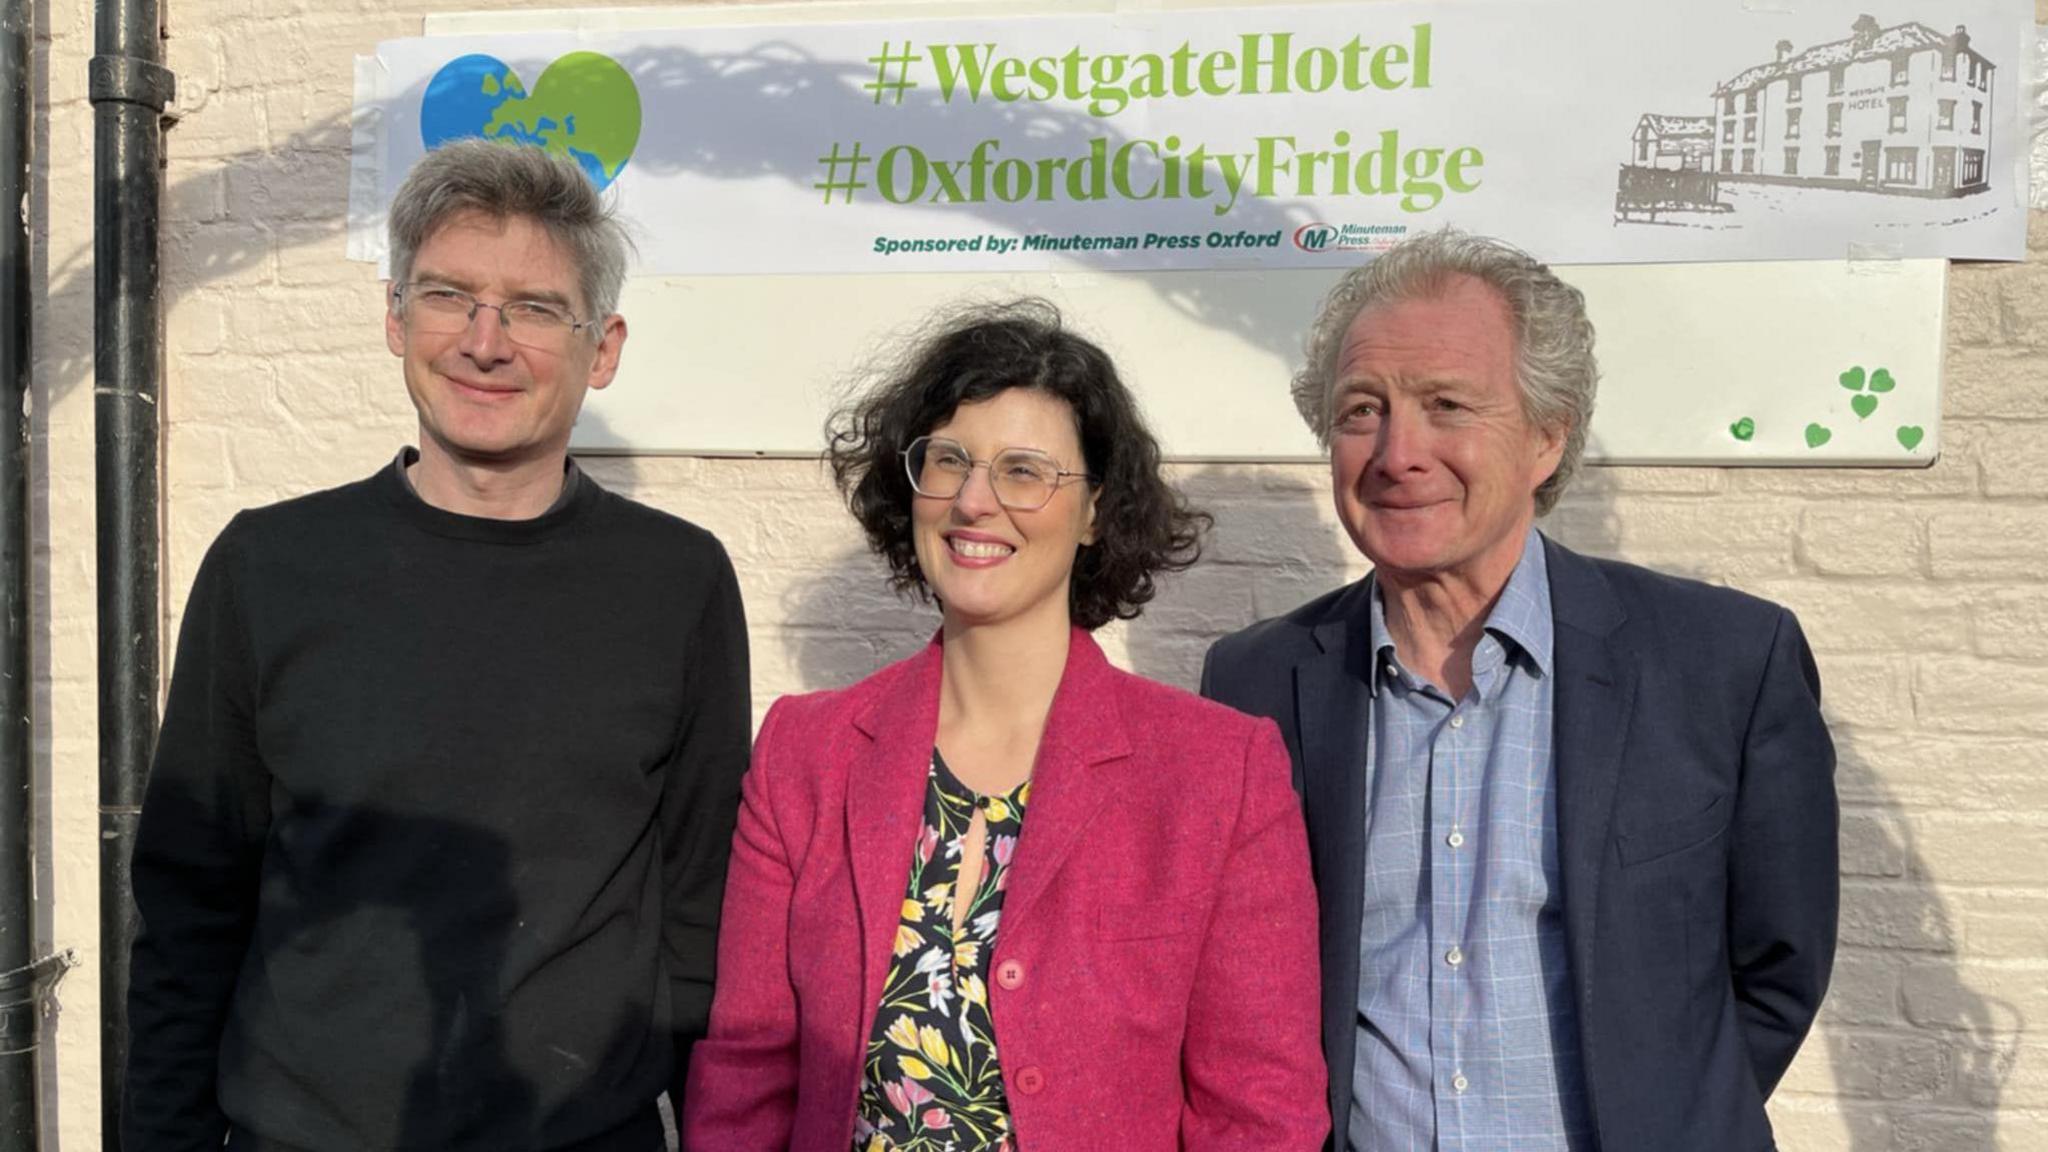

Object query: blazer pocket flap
[1097,889,1215,941]
[1618,794,1732,867]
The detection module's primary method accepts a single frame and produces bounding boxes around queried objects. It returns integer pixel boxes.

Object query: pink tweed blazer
[683,629,1327,1151]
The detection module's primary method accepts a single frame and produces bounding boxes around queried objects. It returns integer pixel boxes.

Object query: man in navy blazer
[1202,230,1837,1152]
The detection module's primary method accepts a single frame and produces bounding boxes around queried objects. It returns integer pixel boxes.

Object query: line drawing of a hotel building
[1686,15,1994,197]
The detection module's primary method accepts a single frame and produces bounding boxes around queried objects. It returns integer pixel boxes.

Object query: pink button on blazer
[683,630,1327,1151]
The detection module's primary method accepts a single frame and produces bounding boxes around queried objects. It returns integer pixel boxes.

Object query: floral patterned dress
[853,750,1030,1152]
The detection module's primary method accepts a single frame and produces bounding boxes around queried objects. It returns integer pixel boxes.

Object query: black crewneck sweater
[125,462,751,1151]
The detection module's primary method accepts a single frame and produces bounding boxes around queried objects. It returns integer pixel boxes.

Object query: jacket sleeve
[1180,719,1330,1150]
[124,519,272,1151]
[1197,635,1240,711]
[1728,608,1838,1095]
[662,544,753,1120]
[680,697,801,1150]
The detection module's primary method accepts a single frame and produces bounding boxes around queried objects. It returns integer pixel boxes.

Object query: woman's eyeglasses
[901,436,1096,512]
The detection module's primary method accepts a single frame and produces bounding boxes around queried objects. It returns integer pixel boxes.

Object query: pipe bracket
[87,55,176,112]
[0,952,74,999]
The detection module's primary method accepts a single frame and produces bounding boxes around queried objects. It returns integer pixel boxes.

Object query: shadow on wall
[44,35,1343,402]
[768,461,1361,700]
[779,546,934,695]
[1824,750,2019,1149]
[1123,462,1357,692]
[570,407,641,495]
[36,108,374,1132]
[1534,427,1624,565]
[129,786,666,1149]
[1544,442,2018,1149]
[45,30,2023,1152]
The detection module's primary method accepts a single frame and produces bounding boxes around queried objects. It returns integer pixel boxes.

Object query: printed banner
[356,0,2032,273]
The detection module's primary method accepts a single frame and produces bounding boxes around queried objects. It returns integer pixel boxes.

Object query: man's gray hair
[387,138,633,319]
[1290,229,1598,516]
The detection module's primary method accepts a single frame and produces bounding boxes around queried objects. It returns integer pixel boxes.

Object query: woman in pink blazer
[684,300,1325,1151]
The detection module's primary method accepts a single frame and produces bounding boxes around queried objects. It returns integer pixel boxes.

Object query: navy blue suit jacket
[1200,535,1837,1152]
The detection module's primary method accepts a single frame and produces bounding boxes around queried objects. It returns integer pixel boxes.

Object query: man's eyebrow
[510,287,576,310]
[408,270,575,311]
[1340,376,1467,394]
[410,269,478,291]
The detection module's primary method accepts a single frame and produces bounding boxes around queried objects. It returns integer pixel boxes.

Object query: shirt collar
[1367,528,1555,696]
[392,446,582,514]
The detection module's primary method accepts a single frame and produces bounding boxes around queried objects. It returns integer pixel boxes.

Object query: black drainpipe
[90,0,171,1138]
[0,0,72,1144]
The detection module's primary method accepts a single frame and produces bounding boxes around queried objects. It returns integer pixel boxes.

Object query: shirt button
[996,959,1025,990]
[1016,1066,1046,1095]
[1446,946,1465,967]
[1447,829,1465,848]
[1453,1073,1470,1093]
[1448,714,1466,730]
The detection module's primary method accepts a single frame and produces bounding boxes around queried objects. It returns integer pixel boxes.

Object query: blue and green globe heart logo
[420,52,641,189]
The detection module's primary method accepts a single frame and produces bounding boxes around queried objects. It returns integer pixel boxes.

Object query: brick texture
[31,1,2048,1149]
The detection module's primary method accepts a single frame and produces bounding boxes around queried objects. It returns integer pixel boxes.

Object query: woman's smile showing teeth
[947,533,1016,564]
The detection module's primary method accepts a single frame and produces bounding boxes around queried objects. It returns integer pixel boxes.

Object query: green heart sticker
[1805,423,1832,448]
[1897,425,1925,450]
[1851,394,1878,419]
[1868,368,1895,393]
[1729,417,1756,441]
[1839,367,1866,392]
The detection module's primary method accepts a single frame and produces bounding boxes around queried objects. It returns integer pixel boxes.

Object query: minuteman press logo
[1294,223,1339,252]
[1292,222,1410,254]
[420,52,643,190]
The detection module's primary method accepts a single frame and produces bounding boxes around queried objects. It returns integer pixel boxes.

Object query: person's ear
[384,284,406,357]
[1529,419,1567,492]
[586,315,628,392]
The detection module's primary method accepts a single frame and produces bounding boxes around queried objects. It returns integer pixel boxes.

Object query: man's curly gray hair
[1290,229,1598,516]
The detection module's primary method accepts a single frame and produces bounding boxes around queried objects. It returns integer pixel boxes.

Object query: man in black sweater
[123,139,751,1151]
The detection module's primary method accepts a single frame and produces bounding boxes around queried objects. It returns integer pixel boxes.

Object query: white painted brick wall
[31,0,2048,1147]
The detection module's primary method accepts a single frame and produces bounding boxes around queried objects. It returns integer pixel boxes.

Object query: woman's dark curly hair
[827,298,1210,631]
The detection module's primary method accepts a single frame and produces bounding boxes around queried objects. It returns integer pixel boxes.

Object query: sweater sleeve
[679,697,801,1151]
[661,540,753,1120]
[124,518,274,1151]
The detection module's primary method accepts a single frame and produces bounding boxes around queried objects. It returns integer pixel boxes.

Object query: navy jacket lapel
[1294,580,1376,1133]
[1543,538,1637,1035]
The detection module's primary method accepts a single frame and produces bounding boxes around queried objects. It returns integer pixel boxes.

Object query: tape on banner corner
[1845,241,1906,274]
[346,53,391,268]
[2029,23,2048,211]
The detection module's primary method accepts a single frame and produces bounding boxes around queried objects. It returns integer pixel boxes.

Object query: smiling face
[385,210,625,477]
[911,388,1099,634]
[1327,275,1564,592]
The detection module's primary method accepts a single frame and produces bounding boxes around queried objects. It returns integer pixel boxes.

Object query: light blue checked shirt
[1349,530,1593,1152]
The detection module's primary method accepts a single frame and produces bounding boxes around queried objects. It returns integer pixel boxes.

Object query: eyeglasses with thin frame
[902,436,1097,512]
[393,283,604,351]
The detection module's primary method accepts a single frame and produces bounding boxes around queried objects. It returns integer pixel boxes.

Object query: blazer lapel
[997,630,1128,933]
[1294,580,1376,1131]
[1297,603,1375,930]
[848,639,945,1025]
[1544,538,1636,1016]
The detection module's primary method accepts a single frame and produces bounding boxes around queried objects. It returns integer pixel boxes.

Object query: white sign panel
[355,0,2031,273]
[558,259,1945,465]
